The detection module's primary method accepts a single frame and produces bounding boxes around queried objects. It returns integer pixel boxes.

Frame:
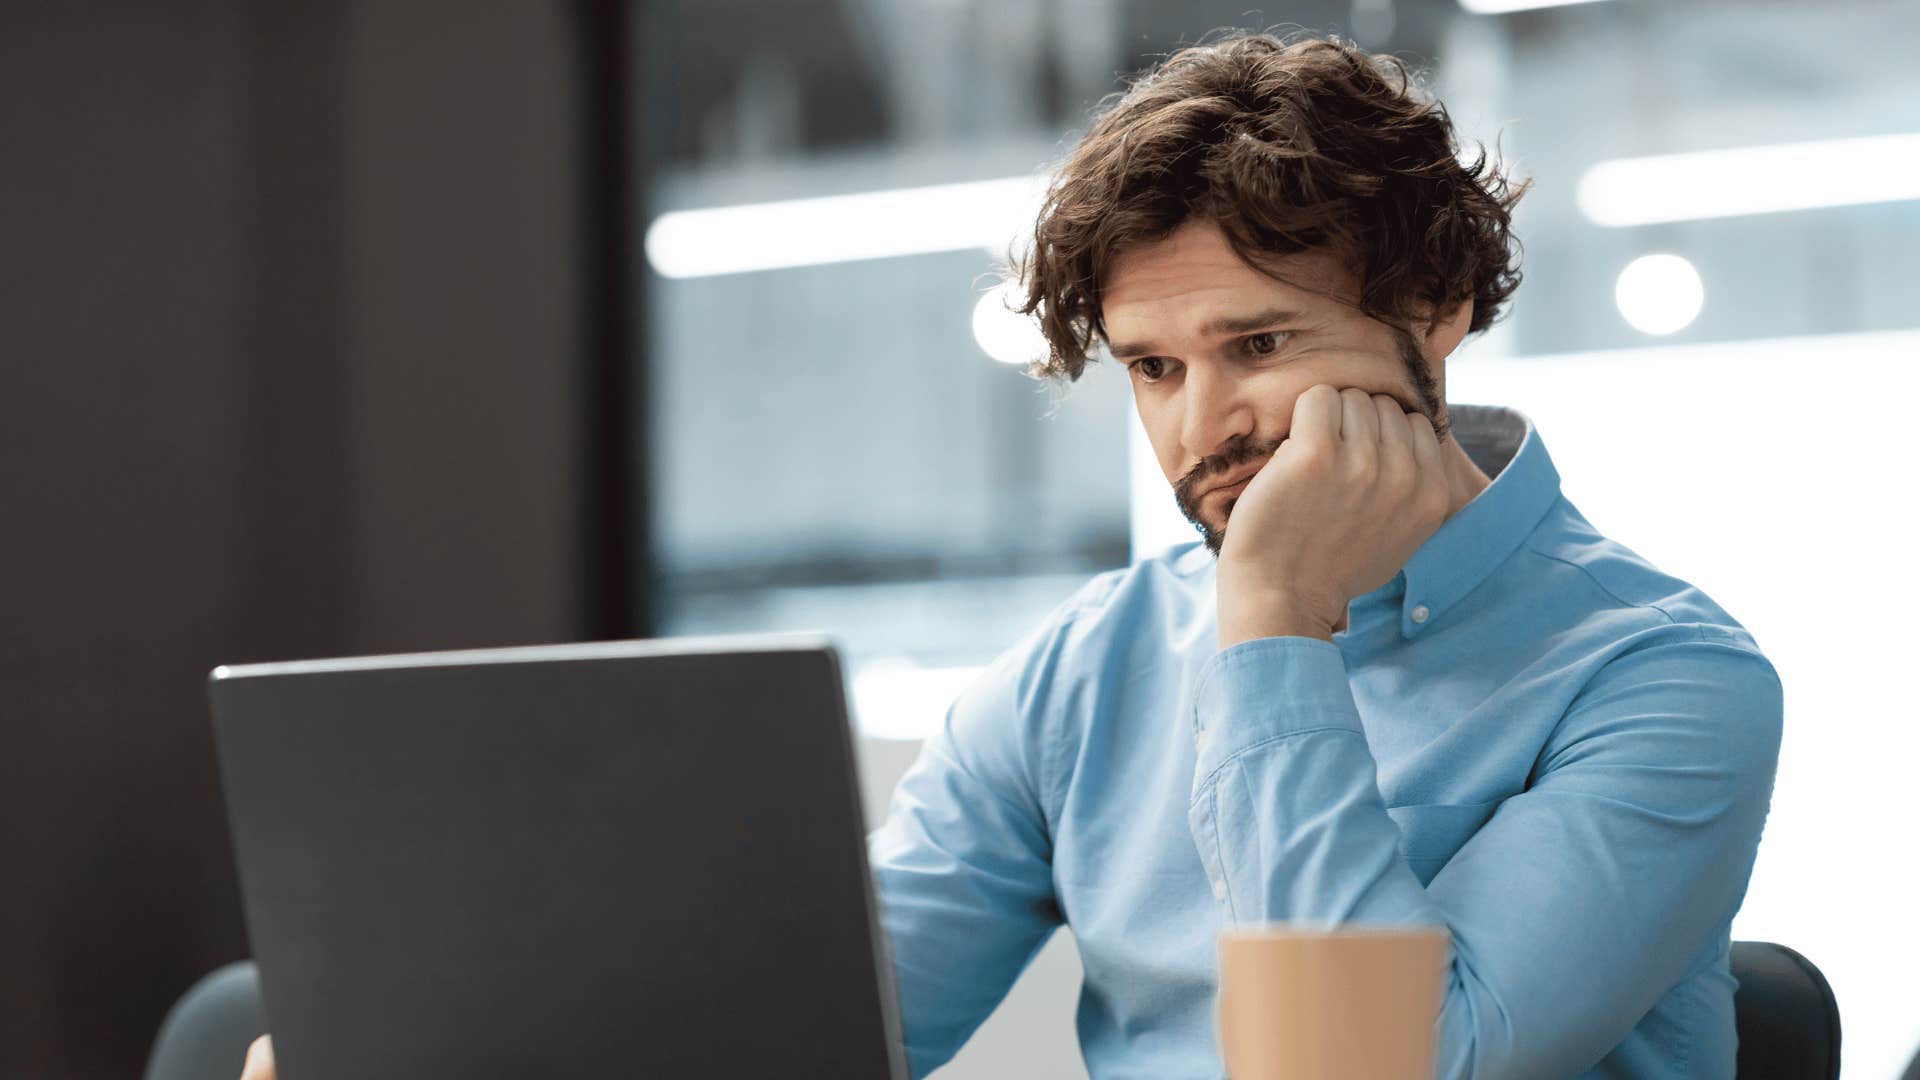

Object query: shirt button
[1194,728,1208,751]
[1212,879,1227,900]
[1410,604,1430,624]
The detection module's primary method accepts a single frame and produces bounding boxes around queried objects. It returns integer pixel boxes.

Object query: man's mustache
[1175,438,1284,506]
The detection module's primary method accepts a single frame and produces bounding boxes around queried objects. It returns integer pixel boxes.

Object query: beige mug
[1217,924,1450,1080]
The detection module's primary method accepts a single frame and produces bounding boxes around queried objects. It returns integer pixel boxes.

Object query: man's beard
[1173,328,1447,557]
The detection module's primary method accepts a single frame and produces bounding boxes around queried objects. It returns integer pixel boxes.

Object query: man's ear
[1422,296,1475,365]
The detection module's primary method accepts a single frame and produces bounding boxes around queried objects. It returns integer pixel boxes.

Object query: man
[244,30,1779,1080]
[864,31,1779,1080]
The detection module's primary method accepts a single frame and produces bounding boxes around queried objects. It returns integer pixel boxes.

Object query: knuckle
[1295,442,1335,472]
[1344,446,1379,483]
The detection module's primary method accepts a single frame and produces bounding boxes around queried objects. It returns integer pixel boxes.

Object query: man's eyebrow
[1106,307,1307,360]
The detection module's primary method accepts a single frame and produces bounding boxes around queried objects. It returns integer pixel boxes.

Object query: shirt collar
[1386,403,1562,639]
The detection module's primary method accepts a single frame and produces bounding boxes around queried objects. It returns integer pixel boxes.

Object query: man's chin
[1176,502,1227,556]
[1192,518,1226,557]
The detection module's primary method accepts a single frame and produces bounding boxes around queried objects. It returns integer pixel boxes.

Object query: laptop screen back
[210,637,904,1079]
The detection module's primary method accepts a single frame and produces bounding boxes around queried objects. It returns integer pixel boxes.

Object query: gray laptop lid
[210,635,906,1079]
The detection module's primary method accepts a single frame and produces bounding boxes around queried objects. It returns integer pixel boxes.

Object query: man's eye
[1134,357,1167,382]
[1244,331,1286,356]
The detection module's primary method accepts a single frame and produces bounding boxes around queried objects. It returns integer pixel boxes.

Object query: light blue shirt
[867,404,1782,1079]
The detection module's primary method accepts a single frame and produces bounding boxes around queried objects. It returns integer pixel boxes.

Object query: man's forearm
[1185,633,1781,1079]
[1187,636,1412,926]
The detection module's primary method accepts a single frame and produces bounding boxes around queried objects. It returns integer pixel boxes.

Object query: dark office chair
[149,942,1842,1080]
[144,962,265,1080]
[1732,941,1841,1080]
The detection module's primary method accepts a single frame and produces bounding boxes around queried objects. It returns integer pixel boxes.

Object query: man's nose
[1179,365,1253,461]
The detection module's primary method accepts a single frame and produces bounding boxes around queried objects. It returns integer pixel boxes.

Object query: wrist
[1217,609,1337,649]
[1216,576,1348,648]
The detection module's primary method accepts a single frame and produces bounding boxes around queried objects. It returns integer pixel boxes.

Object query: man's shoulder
[1457,501,1782,790]
[1514,498,1764,655]
[986,543,1210,687]
[1041,541,1211,640]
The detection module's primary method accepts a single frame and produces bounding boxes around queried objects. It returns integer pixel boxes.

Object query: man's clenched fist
[1216,384,1450,648]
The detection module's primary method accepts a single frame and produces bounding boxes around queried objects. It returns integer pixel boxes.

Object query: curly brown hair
[1016,31,1529,382]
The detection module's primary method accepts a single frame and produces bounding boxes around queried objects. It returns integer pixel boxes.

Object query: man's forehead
[1101,224,1353,331]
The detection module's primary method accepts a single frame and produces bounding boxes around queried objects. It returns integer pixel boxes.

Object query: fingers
[242,1035,274,1080]
[1373,394,1412,454]
[1337,387,1378,445]
[1335,387,1381,485]
[1374,394,1413,487]
[1408,409,1443,474]
[1292,386,1439,498]
[1289,383,1343,448]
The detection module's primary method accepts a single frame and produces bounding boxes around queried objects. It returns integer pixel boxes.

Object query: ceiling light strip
[1457,0,1613,14]
[1578,132,1920,227]
[645,175,1050,279]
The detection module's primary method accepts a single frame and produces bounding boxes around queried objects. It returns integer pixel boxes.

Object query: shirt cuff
[1190,636,1363,781]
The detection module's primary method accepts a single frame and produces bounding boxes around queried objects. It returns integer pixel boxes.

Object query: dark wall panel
[0,2,611,1074]
[2,5,264,1074]
[345,1,586,653]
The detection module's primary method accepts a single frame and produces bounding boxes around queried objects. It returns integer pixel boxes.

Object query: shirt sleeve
[1186,629,1782,1079]
[867,626,1071,1078]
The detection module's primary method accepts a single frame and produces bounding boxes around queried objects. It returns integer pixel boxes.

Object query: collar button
[1410,604,1431,624]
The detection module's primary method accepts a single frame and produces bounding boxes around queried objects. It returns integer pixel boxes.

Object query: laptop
[209,634,908,1079]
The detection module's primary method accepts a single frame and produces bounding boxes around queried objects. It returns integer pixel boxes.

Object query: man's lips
[1202,464,1263,500]
[1209,476,1252,502]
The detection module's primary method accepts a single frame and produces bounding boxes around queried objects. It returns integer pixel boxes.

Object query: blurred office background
[4,0,1916,1076]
